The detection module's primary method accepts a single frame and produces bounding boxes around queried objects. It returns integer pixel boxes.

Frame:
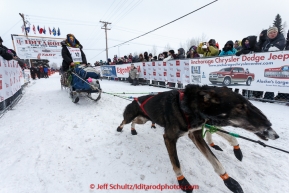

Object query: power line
[107,0,129,22]
[100,0,116,20]
[2,20,22,37]
[113,0,143,24]
[110,0,218,48]
[28,15,98,24]
[104,0,125,21]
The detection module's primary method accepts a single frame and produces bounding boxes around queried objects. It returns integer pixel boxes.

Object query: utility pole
[100,21,111,62]
[19,13,27,36]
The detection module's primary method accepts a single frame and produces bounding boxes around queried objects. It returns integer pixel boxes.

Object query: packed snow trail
[0,74,288,193]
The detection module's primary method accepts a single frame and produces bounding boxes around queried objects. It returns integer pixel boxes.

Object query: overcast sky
[1,0,289,64]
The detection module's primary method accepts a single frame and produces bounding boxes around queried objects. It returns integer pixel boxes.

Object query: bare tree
[181,33,209,51]
[133,52,138,57]
[151,45,158,56]
[164,43,173,51]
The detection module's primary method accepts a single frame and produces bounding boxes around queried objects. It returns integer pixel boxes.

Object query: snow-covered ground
[0,74,289,193]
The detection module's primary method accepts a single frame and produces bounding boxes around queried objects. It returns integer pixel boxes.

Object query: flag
[49,27,51,35]
[25,27,30,33]
[37,25,40,32]
[52,27,56,36]
[33,25,36,34]
[57,28,61,36]
[43,26,46,34]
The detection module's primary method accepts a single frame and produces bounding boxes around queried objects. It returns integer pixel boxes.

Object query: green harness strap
[202,124,240,138]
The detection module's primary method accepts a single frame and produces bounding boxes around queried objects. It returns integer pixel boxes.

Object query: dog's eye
[237,104,244,110]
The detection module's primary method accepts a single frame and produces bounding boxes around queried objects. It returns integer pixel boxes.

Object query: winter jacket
[197,44,219,57]
[176,48,185,59]
[187,46,200,58]
[0,44,17,60]
[43,67,48,73]
[61,38,87,72]
[262,33,286,52]
[163,55,173,62]
[257,30,267,50]
[219,41,237,56]
[129,67,139,80]
[236,36,260,56]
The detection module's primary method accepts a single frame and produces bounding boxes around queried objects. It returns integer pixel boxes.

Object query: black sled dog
[117,84,279,193]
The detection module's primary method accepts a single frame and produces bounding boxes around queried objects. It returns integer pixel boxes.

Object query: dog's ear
[199,90,220,104]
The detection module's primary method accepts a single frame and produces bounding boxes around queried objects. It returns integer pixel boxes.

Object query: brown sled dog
[117,84,279,193]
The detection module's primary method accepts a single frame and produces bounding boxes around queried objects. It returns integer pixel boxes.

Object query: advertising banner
[114,63,143,78]
[155,60,164,81]
[142,62,148,80]
[189,51,289,92]
[181,60,190,85]
[100,65,116,77]
[167,60,176,83]
[152,61,158,82]
[12,35,65,60]
[0,56,24,101]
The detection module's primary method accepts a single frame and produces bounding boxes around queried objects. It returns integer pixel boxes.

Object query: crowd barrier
[0,56,26,116]
[100,51,289,103]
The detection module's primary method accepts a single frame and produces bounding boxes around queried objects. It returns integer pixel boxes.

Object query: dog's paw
[211,145,223,151]
[233,148,243,161]
[224,177,244,193]
[116,127,123,132]
[178,177,194,193]
[131,129,138,135]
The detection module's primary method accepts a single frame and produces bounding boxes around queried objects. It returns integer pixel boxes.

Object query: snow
[0,74,289,193]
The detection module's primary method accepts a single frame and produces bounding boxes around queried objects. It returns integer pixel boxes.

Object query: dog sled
[60,65,102,103]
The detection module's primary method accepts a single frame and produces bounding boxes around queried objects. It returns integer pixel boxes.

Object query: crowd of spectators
[93,27,289,66]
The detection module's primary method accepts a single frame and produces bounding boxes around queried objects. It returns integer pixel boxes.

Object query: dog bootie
[210,143,223,151]
[131,128,137,135]
[116,127,123,132]
[221,173,244,193]
[233,145,243,161]
[177,175,193,193]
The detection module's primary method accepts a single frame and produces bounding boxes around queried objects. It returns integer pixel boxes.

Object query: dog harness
[134,90,191,129]
[134,96,154,117]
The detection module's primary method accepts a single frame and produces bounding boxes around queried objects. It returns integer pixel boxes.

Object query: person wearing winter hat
[143,51,149,61]
[175,48,185,59]
[61,34,87,72]
[0,36,19,61]
[219,40,237,56]
[197,39,219,57]
[128,63,139,86]
[187,45,200,58]
[158,53,164,61]
[257,30,267,49]
[0,36,8,55]
[163,50,176,62]
[148,53,153,61]
[262,26,286,52]
[236,36,260,56]
[234,40,242,51]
